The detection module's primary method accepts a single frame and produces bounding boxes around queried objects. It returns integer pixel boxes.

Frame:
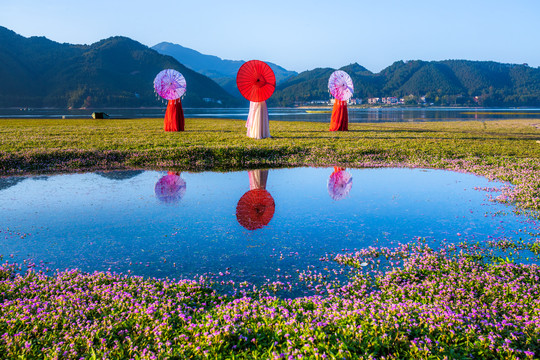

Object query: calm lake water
[1,107,540,122]
[1,168,538,285]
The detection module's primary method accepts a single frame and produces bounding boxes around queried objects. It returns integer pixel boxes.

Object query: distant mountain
[152,42,298,97]
[0,26,241,108]
[272,60,540,106]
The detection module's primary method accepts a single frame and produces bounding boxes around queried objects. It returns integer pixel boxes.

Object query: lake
[1,167,538,287]
[1,107,540,122]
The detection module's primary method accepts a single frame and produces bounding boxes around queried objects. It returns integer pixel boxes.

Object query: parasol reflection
[327,167,353,200]
[154,171,186,204]
[236,169,275,230]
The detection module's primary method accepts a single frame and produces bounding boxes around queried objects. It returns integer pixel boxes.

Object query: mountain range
[0,26,539,108]
[152,42,297,98]
[0,26,240,108]
[271,61,540,107]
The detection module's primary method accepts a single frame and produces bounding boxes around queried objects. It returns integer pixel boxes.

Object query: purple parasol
[328,70,354,101]
[154,69,186,100]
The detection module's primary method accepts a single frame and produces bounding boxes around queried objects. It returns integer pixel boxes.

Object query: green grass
[1,117,539,167]
[1,117,540,212]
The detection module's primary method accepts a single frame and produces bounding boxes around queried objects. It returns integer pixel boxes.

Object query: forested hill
[271,60,540,106]
[0,26,241,108]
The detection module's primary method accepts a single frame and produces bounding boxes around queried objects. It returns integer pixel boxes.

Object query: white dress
[246,101,271,139]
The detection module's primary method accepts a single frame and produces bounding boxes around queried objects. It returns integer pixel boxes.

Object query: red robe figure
[164,99,184,132]
[329,100,348,131]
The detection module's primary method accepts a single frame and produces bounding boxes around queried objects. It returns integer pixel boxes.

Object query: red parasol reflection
[236,169,275,230]
[328,167,353,201]
[155,171,186,204]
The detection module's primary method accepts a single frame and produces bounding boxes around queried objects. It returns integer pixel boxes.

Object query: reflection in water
[0,177,27,191]
[328,167,353,200]
[236,169,275,230]
[154,172,186,204]
[96,171,144,181]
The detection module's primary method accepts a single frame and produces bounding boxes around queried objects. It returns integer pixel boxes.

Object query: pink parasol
[155,172,186,204]
[327,167,353,200]
[328,70,354,101]
[154,69,186,100]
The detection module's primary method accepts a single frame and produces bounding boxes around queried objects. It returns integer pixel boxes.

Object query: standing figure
[236,60,276,139]
[328,70,354,132]
[154,69,187,132]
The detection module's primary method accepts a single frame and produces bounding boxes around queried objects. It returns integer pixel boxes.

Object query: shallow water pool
[0,167,537,284]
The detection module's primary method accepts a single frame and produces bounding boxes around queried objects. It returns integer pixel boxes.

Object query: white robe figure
[246,101,270,139]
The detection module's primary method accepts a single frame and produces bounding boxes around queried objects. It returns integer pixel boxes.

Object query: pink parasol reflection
[327,167,353,201]
[155,171,186,204]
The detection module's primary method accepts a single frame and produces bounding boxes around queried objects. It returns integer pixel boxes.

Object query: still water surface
[2,107,540,122]
[0,168,538,284]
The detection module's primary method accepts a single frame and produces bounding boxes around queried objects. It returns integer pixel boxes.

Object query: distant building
[382,97,398,104]
[349,98,362,105]
[368,97,380,104]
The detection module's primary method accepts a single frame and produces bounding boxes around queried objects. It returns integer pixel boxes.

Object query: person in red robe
[164,99,184,132]
[329,100,349,131]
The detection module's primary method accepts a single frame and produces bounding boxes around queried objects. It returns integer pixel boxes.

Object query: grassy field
[1,117,540,211]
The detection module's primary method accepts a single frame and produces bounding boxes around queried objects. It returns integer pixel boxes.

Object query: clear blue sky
[1,0,539,73]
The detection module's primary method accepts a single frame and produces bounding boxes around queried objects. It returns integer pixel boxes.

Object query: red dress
[329,100,348,131]
[164,99,185,132]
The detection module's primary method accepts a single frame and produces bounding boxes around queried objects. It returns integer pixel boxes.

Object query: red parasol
[236,60,276,102]
[236,189,275,230]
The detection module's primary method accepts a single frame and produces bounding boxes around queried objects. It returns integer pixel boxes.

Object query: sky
[1,0,539,73]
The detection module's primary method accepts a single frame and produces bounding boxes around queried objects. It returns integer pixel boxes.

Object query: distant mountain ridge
[0,26,241,108]
[152,42,298,97]
[0,25,538,108]
[272,60,540,106]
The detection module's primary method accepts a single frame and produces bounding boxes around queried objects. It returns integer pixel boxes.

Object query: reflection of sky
[0,168,537,283]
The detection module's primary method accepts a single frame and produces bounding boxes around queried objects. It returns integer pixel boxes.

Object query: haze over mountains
[0,26,539,108]
[152,42,297,98]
